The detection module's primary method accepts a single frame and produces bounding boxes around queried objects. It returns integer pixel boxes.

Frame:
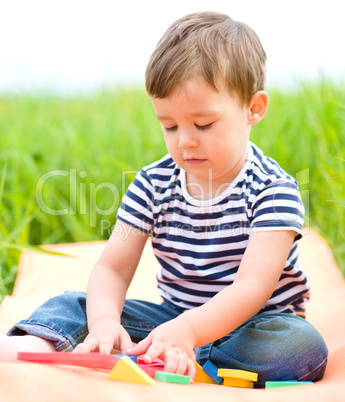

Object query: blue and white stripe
[117,142,309,316]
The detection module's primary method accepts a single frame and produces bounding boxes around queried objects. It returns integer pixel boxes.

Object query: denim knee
[246,314,328,386]
[196,313,328,388]
[8,290,88,351]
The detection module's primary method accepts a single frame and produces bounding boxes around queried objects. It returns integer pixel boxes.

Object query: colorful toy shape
[265,380,313,389]
[193,361,217,384]
[218,368,258,388]
[18,351,163,383]
[202,360,223,384]
[108,356,155,385]
[155,371,191,385]
[137,358,165,368]
[18,351,263,389]
[137,358,166,378]
[115,354,137,363]
[17,351,120,370]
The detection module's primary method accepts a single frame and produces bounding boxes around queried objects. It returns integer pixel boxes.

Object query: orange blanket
[0,229,344,401]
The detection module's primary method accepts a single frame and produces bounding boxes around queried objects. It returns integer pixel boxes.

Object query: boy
[1,11,327,387]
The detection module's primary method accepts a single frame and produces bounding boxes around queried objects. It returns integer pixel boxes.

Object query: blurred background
[0,0,344,299]
[1,0,345,93]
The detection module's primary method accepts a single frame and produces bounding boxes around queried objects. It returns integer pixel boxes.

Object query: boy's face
[151,76,253,199]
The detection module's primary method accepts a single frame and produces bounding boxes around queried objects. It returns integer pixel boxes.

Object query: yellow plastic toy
[217,369,258,389]
[108,356,155,386]
[193,360,217,385]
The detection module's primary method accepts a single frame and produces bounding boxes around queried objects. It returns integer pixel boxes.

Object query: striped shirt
[117,141,309,316]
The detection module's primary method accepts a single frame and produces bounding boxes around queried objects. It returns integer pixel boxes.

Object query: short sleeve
[249,179,304,240]
[116,170,155,234]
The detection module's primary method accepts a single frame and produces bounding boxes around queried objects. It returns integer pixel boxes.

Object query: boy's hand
[74,317,133,354]
[126,317,197,379]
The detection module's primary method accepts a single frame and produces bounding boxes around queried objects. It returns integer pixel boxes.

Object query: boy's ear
[247,91,269,126]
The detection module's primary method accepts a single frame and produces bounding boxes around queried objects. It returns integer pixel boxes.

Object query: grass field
[0,80,344,300]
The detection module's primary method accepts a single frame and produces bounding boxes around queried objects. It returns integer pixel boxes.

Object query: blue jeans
[8,290,328,388]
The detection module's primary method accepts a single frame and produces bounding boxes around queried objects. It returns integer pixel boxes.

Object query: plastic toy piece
[115,353,137,363]
[136,364,158,378]
[218,369,258,382]
[136,359,166,378]
[137,358,165,369]
[155,371,191,385]
[265,380,313,389]
[108,356,155,385]
[193,361,217,384]
[223,378,254,388]
[217,368,258,388]
[17,351,120,370]
[202,360,223,384]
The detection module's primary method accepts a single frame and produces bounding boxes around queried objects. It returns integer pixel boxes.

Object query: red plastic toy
[17,352,120,370]
[17,352,166,377]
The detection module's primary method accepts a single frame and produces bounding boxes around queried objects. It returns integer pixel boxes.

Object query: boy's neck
[185,147,249,201]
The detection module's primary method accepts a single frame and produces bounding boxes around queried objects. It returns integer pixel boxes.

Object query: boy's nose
[178,130,198,149]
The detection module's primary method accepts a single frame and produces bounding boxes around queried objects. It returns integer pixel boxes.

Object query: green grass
[0,80,344,300]
[254,80,345,275]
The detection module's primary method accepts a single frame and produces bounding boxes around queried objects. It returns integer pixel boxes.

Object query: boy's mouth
[185,158,207,165]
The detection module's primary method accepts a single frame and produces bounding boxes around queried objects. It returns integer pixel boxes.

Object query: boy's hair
[146,11,266,104]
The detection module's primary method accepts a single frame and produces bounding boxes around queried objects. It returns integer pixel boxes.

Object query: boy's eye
[164,126,177,132]
[195,123,213,131]
[163,122,214,132]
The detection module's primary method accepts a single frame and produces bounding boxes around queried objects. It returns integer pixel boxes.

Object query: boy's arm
[182,230,295,344]
[128,230,295,377]
[74,219,149,354]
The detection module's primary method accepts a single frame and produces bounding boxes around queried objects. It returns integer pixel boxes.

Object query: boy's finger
[74,337,98,353]
[163,349,179,373]
[126,335,151,357]
[73,343,90,353]
[186,358,197,381]
[119,333,134,353]
[99,342,113,354]
[174,353,188,375]
[144,342,164,364]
